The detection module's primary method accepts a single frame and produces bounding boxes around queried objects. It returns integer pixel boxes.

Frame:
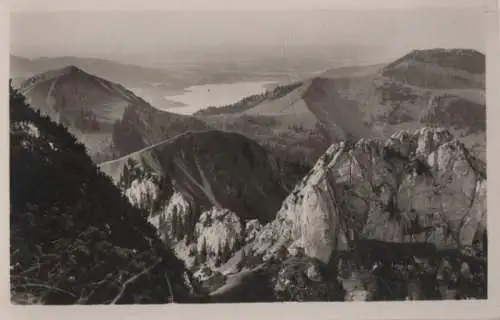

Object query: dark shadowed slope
[10,84,205,304]
[100,130,302,224]
[111,98,209,157]
[98,129,309,272]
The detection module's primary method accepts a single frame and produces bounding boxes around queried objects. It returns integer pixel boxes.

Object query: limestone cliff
[252,127,486,264]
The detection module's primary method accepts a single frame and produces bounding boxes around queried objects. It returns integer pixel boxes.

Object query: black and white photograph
[7,0,493,309]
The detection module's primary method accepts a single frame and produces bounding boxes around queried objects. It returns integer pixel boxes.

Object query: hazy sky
[10,4,489,64]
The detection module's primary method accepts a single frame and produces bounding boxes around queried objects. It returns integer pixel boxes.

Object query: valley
[10,47,487,303]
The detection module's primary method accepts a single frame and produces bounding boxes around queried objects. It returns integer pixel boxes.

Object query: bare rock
[252,127,486,264]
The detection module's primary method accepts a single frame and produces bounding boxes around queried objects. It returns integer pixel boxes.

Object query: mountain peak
[384,47,485,75]
[410,48,484,58]
[59,64,87,76]
[21,64,91,87]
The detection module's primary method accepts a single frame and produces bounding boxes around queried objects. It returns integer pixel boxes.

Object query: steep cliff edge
[252,127,486,263]
[234,127,487,300]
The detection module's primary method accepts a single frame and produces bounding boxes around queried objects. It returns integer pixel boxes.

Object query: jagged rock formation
[226,127,487,301]
[100,130,302,271]
[194,208,244,267]
[107,126,486,300]
[251,127,486,264]
[244,220,263,243]
[10,85,205,304]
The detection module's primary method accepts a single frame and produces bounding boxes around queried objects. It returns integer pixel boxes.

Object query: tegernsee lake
[163,81,277,115]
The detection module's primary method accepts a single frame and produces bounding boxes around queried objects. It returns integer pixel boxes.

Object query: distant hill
[10,55,172,88]
[383,48,485,78]
[196,48,486,162]
[10,55,181,109]
[194,82,302,116]
[17,65,210,162]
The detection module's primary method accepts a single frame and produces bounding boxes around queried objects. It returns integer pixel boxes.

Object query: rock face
[101,130,301,271]
[194,208,244,267]
[252,127,486,264]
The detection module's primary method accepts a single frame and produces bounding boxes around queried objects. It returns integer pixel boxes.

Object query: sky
[9,1,490,65]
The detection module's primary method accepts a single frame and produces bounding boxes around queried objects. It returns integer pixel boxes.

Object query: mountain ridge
[17,65,211,162]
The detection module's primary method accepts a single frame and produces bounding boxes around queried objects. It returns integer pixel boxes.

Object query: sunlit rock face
[194,207,243,268]
[252,127,486,264]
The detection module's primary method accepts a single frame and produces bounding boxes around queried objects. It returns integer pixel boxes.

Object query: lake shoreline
[163,80,278,115]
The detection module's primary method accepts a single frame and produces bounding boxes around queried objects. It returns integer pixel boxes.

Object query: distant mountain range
[9,48,487,302]
[10,55,172,87]
[196,48,485,162]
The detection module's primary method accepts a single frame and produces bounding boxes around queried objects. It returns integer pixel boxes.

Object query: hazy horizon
[10,8,487,68]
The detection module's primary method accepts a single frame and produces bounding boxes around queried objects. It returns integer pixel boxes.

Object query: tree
[221,241,231,264]
[197,238,208,265]
[171,212,178,240]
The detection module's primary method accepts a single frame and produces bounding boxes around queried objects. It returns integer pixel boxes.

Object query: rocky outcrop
[121,166,243,270]
[244,220,263,243]
[271,256,345,301]
[124,176,160,213]
[252,127,486,264]
[116,161,245,271]
[101,130,303,271]
[194,207,243,268]
[147,191,194,243]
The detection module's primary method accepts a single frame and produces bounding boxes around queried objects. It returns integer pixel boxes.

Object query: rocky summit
[252,127,486,263]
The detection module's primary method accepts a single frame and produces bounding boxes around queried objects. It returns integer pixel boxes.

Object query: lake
[163,81,277,115]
